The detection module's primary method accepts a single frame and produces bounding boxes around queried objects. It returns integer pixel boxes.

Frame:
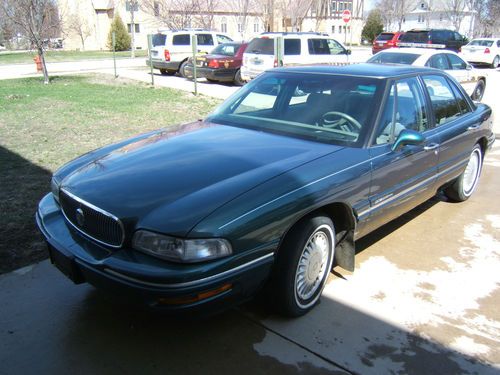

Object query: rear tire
[271,215,335,317]
[234,69,245,86]
[178,61,188,77]
[471,80,485,101]
[445,144,483,202]
[160,69,175,76]
[492,55,499,68]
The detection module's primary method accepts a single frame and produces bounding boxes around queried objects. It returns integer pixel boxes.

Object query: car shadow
[0,145,52,274]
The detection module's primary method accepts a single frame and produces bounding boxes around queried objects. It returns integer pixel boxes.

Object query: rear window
[246,38,274,55]
[375,33,395,41]
[469,39,493,47]
[400,31,429,43]
[211,43,241,56]
[152,34,167,47]
[367,52,420,64]
[173,34,190,45]
[431,30,451,41]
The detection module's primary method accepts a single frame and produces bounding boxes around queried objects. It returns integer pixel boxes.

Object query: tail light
[274,58,278,67]
[208,59,219,68]
[485,48,490,54]
[164,49,170,61]
[387,41,395,47]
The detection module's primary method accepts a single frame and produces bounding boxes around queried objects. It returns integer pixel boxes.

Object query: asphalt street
[0,53,499,374]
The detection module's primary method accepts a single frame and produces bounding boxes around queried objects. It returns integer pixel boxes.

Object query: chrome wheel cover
[463,148,481,195]
[294,225,333,308]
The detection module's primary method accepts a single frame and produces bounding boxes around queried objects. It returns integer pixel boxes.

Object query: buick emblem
[76,208,85,227]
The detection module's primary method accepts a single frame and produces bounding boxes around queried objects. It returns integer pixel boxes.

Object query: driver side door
[360,77,441,236]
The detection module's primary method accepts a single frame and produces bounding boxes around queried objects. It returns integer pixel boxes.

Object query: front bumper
[184,65,238,82]
[36,193,274,314]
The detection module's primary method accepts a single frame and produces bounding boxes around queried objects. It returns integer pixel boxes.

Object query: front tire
[272,215,335,317]
[491,55,499,68]
[445,144,483,202]
[234,69,245,86]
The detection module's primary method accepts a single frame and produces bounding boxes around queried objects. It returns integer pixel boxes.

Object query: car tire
[271,215,335,317]
[206,78,218,83]
[179,61,188,77]
[471,80,485,101]
[445,144,483,202]
[234,69,245,86]
[160,69,175,76]
[492,55,500,68]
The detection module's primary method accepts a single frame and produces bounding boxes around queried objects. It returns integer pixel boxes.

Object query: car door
[360,76,440,236]
[420,74,481,188]
[306,38,349,65]
[197,33,215,54]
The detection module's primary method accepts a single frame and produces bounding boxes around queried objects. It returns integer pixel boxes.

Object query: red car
[372,32,405,54]
[184,42,247,85]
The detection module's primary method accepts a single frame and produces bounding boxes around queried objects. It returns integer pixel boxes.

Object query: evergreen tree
[107,13,131,51]
[362,10,384,43]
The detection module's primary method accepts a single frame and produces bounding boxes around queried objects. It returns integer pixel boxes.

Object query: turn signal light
[164,49,171,61]
[156,283,232,306]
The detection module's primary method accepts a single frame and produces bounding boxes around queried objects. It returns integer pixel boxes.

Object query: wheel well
[477,137,488,156]
[277,202,357,271]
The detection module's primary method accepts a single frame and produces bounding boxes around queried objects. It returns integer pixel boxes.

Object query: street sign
[342,9,351,23]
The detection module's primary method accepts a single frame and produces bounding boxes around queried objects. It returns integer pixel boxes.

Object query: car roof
[273,63,437,78]
[376,48,457,56]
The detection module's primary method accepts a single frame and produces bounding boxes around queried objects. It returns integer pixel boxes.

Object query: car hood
[61,121,340,237]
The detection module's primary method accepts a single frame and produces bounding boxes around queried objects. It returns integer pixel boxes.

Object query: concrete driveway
[1,62,499,375]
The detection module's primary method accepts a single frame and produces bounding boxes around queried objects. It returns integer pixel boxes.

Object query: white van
[241,32,351,81]
[147,29,233,77]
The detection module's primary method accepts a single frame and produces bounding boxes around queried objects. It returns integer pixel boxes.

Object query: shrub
[107,13,131,51]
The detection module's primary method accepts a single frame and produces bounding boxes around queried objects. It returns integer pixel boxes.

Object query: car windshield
[469,39,493,47]
[207,72,384,147]
[211,43,241,56]
[375,33,395,41]
[367,52,420,64]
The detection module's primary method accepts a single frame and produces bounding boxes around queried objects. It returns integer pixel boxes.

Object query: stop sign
[342,9,351,23]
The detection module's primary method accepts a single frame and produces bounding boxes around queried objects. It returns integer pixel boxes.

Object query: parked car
[37,64,494,317]
[372,32,405,54]
[399,29,468,52]
[146,29,233,77]
[241,32,351,81]
[460,38,500,68]
[367,48,487,101]
[184,42,247,85]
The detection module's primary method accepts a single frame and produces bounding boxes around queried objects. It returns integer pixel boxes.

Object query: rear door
[197,33,215,54]
[170,33,192,63]
[361,77,440,236]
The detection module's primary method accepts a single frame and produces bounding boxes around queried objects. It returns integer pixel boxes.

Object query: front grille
[59,189,124,247]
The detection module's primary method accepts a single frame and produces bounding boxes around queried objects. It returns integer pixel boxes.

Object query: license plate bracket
[48,243,85,284]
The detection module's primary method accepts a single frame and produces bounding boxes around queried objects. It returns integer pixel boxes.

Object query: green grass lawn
[0,75,221,273]
[0,50,148,65]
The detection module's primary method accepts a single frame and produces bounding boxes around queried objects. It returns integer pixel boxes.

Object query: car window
[211,43,239,56]
[426,54,451,70]
[448,79,470,114]
[152,34,167,47]
[216,34,233,44]
[375,33,394,41]
[307,38,344,55]
[197,34,214,45]
[173,34,190,45]
[453,32,463,41]
[497,40,500,48]
[246,38,274,54]
[327,39,345,54]
[368,52,420,64]
[375,78,428,145]
[446,54,467,70]
[422,75,462,126]
[284,39,301,55]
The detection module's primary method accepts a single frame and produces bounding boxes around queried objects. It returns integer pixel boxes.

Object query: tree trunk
[38,47,49,84]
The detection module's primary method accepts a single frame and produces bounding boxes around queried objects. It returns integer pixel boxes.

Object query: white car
[241,32,351,81]
[367,48,487,101]
[147,29,234,77]
[460,38,500,68]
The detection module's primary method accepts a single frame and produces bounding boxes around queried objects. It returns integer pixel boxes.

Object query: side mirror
[466,63,473,70]
[346,49,352,55]
[391,129,425,152]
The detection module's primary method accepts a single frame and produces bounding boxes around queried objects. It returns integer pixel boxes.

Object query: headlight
[132,230,232,263]
[51,176,61,204]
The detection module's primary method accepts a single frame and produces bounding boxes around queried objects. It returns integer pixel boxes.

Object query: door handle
[424,143,439,151]
[467,124,480,131]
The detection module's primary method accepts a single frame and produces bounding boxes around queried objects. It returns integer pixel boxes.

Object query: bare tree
[444,0,467,31]
[0,0,61,84]
[197,0,221,29]
[232,0,251,38]
[67,10,91,50]
[376,0,414,31]
[141,0,199,29]
[282,0,313,31]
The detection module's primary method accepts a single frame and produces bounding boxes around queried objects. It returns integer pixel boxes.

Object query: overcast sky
[365,0,376,11]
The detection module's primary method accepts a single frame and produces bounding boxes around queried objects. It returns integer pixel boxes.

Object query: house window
[153,1,160,17]
[439,13,443,21]
[254,22,259,33]
[330,1,336,13]
[238,23,242,33]
[127,23,140,33]
[125,1,138,12]
[221,17,227,33]
[332,25,335,33]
